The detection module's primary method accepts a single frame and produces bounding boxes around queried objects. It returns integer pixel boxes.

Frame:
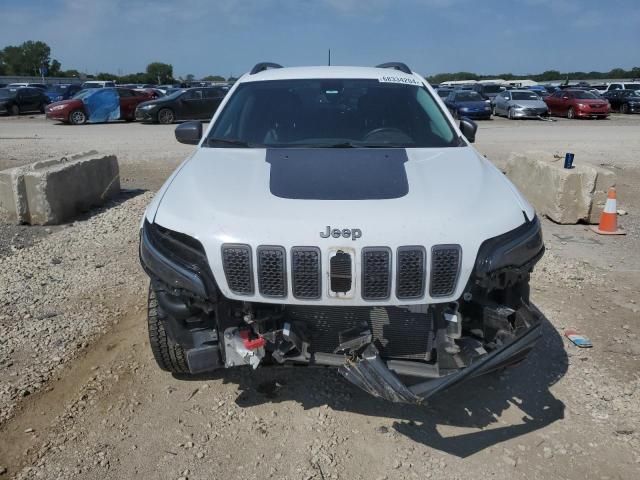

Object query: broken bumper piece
[339,302,543,404]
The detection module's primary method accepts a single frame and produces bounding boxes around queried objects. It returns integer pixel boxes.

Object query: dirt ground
[0,114,639,480]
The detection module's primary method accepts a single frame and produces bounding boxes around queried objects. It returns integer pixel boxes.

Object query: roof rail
[249,62,283,75]
[376,62,412,75]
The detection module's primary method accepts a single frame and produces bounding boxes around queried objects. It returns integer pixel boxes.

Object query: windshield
[622,90,640,98]
[206,79,458,148]
[46,85,70,93]
[455,91,484,101]
[162,89,186,100]
[572,91,598,99]
[626,83,640,90]
[511,91,540,100]
[481,85,503,94]
[0,88,18,99]
[436,89,451,98]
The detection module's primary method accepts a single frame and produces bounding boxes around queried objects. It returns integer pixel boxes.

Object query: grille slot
[285,305,433,360]
[257,246,286,298]
[221,244,253,295]
[396,247,426,299]
[291,247,321,299]
[362,247,391,300]
[330,251,352,293]
[430,245,461,297]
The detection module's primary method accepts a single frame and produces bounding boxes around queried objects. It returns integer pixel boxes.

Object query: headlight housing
[51,104,66,111]
[139,104,156,110]
[475,215,544,275]
[140,220,215,298]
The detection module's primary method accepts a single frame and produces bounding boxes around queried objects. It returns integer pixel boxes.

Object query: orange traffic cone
[591,187,625,235]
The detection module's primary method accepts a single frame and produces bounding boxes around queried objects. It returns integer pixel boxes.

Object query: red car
[544,89,610,119]
[45,87,152,124]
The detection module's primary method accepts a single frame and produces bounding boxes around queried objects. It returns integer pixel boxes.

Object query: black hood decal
[266,148,409,200]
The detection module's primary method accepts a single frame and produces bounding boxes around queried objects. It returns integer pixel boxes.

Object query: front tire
[508,107,514,120]
[567,107,575,119]
[157,108,175,124]
[69,109,87,125]
[10,104,19,116]
[147,286,190,374]
[621,103,629,114]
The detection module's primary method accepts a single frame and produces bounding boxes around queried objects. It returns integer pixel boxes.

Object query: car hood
[137,98,171,108]
[510,99,547,108]
[456,101,490,108]
[149,146,534,305]
[574,98,608,105]
[46,99,80,108]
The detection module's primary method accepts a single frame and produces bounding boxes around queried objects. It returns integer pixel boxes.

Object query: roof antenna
[328,49,331,66]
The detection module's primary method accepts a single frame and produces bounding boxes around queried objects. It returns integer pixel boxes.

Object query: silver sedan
[493,90,549,119]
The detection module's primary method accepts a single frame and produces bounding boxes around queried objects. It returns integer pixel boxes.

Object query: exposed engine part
[444,302,461,339]
[223,327,265,369]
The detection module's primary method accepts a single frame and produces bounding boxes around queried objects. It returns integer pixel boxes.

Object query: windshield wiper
[206,137,253,148]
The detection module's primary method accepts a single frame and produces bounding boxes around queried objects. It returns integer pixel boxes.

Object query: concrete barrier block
[504,151,615,225]
[0,151,120,225]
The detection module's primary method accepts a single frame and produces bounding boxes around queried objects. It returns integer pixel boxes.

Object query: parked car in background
[443,90,492,119]
[45,87,151,124]
[435,87,453,99]
[45,84,83,102]
[544,89,610,119]
[603,82,640,93]
[0,87,50,115]
[526,86,550,98]
[471,83,505,101]
[7,82,47,90]
[603,89,640,114]
[135,86,228,124]
[493,90,549,119]
[80,80,116,89]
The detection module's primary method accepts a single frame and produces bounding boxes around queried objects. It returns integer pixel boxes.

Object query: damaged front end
[140,214,545,404]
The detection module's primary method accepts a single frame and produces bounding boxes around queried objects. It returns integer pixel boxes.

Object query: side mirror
[459,117,477,143]
[175,121,202,145]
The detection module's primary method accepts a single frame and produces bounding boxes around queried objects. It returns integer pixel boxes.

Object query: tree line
[2,40,638,85]
[426,67,640,84]
[0,41,230,84]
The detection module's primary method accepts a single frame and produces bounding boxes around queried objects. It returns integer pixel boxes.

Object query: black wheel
[491,104,496,116]
[10,104,19,116]
[567,107,575,119]
[507,107,514,120]
[621,103,629,114]
[69,109,87,125]
[40,103,46,114]
[147,286,190,374]
[157,108,175,124]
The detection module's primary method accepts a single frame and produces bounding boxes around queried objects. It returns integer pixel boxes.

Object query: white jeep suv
[139,62,545,403]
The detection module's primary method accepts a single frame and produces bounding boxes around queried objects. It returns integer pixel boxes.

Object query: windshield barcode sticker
[378,75,421,86]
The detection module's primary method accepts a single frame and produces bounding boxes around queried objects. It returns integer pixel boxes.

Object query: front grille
[396,247,426,299]
[430,245,461,297]
[285,305,433,360]
[330,251,352,293]
[257,246,286,297]
[362,247,391,300]
[291,247,321,299]
[221,244,253,295]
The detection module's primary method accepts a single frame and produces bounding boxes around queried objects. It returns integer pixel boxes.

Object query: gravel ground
[0,114,639,479]
[0,191,151,424]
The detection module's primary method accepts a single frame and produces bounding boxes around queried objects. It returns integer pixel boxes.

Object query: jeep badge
[320,226,362,240]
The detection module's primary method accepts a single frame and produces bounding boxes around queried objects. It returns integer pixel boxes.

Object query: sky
[1,0,638,78]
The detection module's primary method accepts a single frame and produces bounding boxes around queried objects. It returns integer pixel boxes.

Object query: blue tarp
[82,88,120,123]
